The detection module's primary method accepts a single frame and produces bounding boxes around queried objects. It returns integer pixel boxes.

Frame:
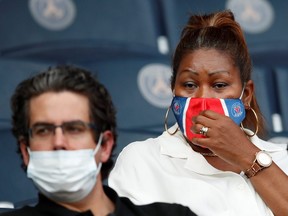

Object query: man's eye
[65,124,86,134]
[34,127,52,136]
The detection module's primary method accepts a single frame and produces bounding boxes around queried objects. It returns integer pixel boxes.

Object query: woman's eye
[213,83,228,89]
[184,82,197,89]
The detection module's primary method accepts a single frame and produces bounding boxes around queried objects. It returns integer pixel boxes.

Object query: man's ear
[20,138,29,166]
[243,80,254,107]
[99,131,115,163]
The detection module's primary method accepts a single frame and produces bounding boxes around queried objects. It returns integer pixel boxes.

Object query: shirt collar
[160,124,220,175]
[160,124,192,159]
[36,194,93,216]
[36,187,120,216]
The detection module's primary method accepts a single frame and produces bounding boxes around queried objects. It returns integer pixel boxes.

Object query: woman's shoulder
[119,136,162,158]
[119,130,184,154]
[253,135,288,172]
[253,135,288,151]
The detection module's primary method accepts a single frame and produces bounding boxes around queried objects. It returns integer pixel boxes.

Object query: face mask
[171,97,245,140]
[27,133,103,203]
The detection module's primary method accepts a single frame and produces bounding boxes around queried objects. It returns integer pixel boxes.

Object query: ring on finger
[199,126,209,136]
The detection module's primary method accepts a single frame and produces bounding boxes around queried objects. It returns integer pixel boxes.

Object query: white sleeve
[108,142,150,204]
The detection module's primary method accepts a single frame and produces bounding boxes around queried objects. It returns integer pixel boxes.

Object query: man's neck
[58,177,115,215]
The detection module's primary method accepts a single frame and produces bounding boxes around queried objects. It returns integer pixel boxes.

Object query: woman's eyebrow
[180,69,230,76]
[208,70,230,76]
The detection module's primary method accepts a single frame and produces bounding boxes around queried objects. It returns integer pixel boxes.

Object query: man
[1,65,197,216]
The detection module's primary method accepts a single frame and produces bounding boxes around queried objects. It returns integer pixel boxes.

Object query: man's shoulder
[104,186,197,216]
[119,197,197,216]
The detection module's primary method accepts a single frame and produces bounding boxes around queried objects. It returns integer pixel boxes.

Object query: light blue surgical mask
[27,133,103,203]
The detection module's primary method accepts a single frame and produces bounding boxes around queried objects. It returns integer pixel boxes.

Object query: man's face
[27,91,96,151]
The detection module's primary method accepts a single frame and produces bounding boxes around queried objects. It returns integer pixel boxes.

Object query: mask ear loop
[239,82,246,100]
[94,132,103,174]
[240,106,259,137]
[164,106,179,135]
[93,133,103,155]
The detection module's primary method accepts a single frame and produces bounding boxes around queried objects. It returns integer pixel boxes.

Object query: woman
[109,10,288,216]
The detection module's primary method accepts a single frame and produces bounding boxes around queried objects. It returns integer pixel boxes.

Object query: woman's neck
[188,140,242,173]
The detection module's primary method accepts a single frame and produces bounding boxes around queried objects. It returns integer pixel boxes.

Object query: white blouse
[109,124,288,216]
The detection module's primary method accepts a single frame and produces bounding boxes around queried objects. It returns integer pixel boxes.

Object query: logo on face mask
[171,97,246,140]
[172,101,182,115]
[231,102,243,117]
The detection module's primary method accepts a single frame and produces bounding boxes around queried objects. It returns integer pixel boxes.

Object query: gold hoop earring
[240,107,259,137]
[164,106,178,135]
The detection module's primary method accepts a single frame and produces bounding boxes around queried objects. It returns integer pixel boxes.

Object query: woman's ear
[19,138,29,166]
[243,80,254,108]
[99,131,115,163]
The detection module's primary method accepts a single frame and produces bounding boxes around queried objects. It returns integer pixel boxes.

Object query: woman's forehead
[178,49,238,73]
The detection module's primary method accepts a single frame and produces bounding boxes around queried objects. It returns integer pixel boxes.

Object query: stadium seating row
[1,0,288,62]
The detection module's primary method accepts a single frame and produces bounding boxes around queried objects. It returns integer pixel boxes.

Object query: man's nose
[52,127,68,150]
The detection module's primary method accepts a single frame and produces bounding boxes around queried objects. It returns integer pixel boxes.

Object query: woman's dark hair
[171,10,265,136]
[11,65,117,179]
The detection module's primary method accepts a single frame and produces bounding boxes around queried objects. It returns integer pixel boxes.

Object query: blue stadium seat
[159,0,226,52]
[252,67,280,134]
[159,0,288,62]
[0,60,45,206]
[0,0,164,63]
[234,1,288,66]
[80,55,173,153]
[0,208,15,214]
[0,128,38,205]
[0,59,51,121]
[274,68,288,131]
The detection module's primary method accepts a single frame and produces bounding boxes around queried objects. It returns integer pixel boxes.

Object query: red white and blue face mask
[171,96,246,140]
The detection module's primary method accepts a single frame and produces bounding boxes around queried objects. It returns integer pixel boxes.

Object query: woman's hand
[191,109,259,170]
